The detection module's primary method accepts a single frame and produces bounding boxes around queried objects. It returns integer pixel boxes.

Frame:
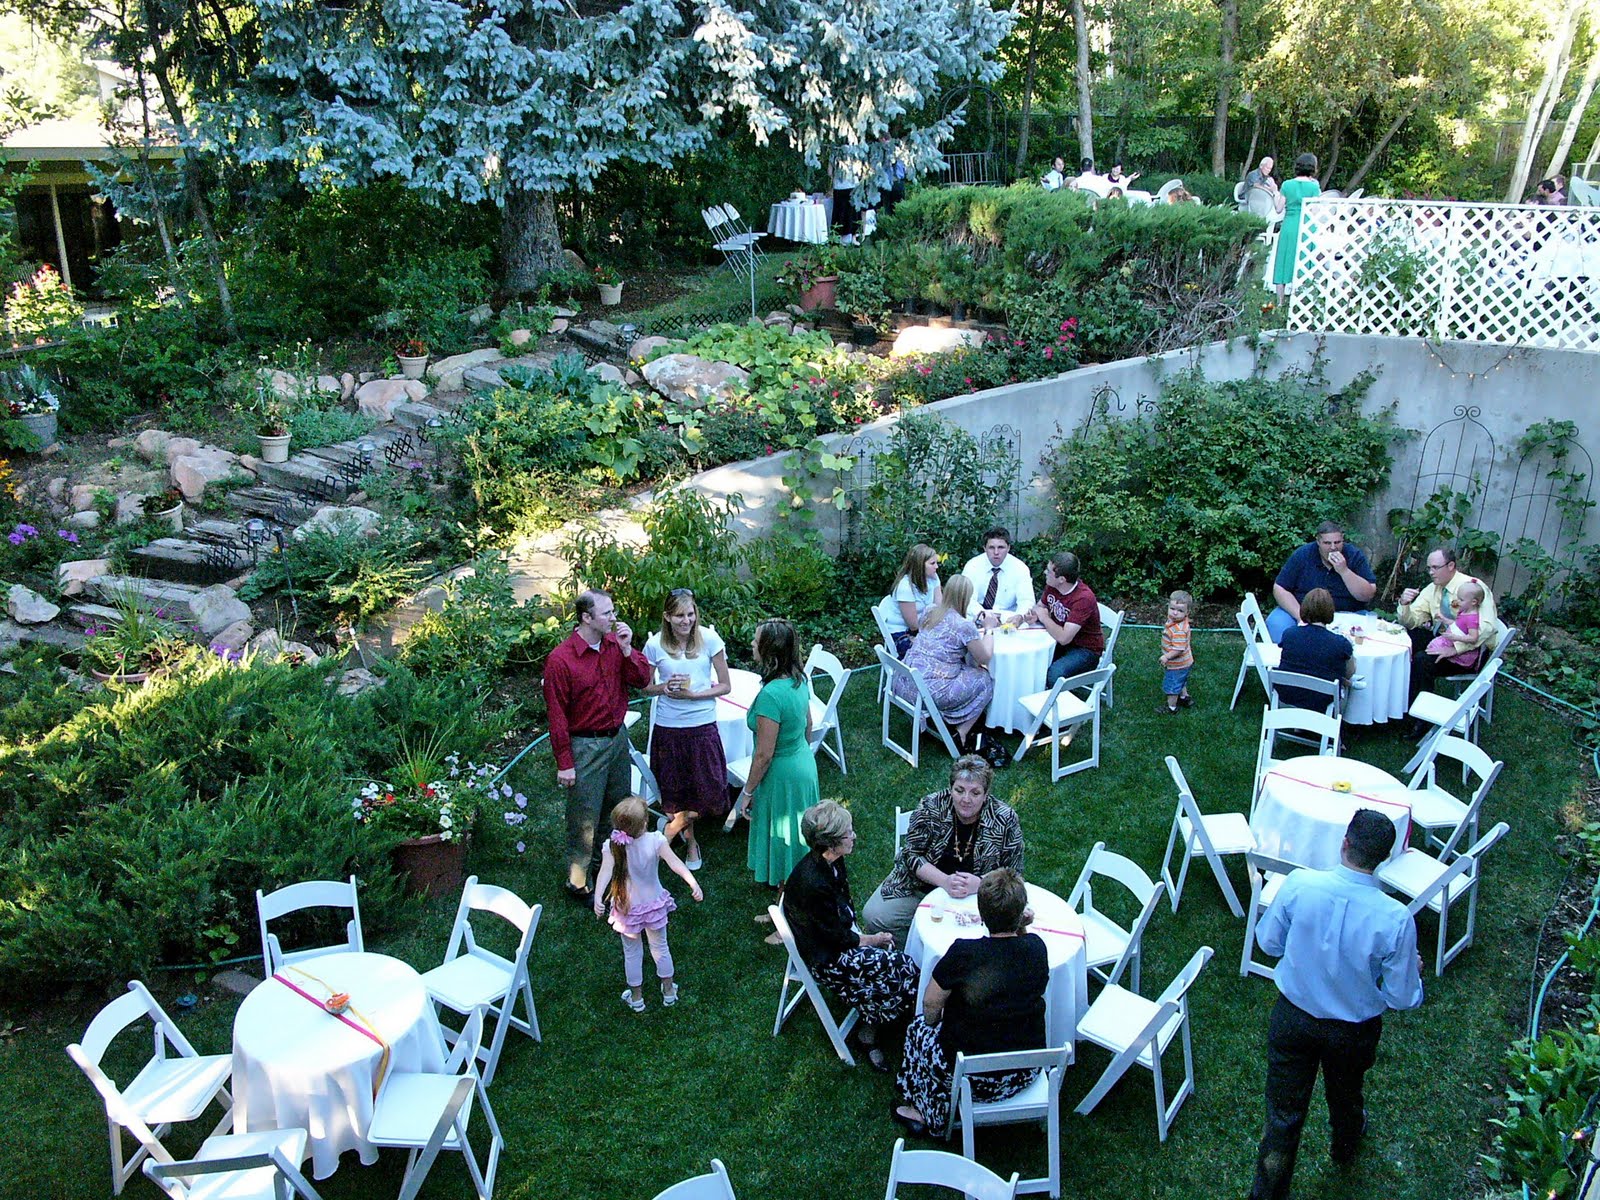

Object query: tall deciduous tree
[224,0,1011,294]
[1506,0,1583,200]
[1211,0,1237,174]
[1072,0,1093,160]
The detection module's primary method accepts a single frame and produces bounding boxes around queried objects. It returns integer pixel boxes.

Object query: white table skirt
[1252,755,1412,871]
[233,952,447,1180]
[715,668,762,765]
[1328,613,1411,724]
[906,882,1088,1048]
[767,201,828,244]
[985,628,1056,733]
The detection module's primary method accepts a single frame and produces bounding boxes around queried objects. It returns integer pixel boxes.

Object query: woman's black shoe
[891,1104,928,1137]
[853,1030,893,1073]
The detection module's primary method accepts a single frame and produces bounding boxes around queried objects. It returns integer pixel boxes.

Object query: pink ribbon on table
[1264,769,1412,844]
[719,696,751,713]
[1027,926,1085,940]
[272,973,392,1095]
[1358,634,1411,650]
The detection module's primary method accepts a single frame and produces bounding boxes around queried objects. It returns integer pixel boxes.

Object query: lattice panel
[1285,199,1600,353]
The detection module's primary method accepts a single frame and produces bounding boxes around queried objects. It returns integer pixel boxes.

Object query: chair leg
[1230,654,1250,709]
[1152,1045,1169,1142]
[1160,820,1184,913]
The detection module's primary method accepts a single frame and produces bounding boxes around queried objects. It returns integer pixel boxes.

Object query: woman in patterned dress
[894,574,994,752]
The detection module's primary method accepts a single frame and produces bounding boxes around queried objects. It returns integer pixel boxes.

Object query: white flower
[515,841,526,854]
[439,812,453,830]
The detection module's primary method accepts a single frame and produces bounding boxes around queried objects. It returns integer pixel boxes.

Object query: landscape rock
[209,619,255,652]
[8,584,60,625]
[552,305,577,318]
[69,603,122,627]
[623,368,643,387]
[46,476,66,501]
[66,510,100,529]
[642,354,751,407]
[212,970,260,998]
[466,303,494,328]
[764,317,795,335]
[247,629,285,659]
[284,641,321,665]
[585,320,624,345]
[293,504,384,541]
[629,335,673,362]
[134,429,173,462]
[334,667,387,696]
[561,249,588,273]
[340,372,356,402]
[763,310,791,326]
[315,374,343,397]
[171,447,245,501]
[890,325,986,357]
[56,559,111,597]
[587,362,625,385]
[190,585,252,637]
[238,454,261,473]
[507,328,533,347]
[69,484,98,512]
[107,436,129,450]
[428,349,503,393]
[258,368,303,402]
[115,493,148,525]
[163,436,202,465]
[550,318,570,336]
[354,377,428,420]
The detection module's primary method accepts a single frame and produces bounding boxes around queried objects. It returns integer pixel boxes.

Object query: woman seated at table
[861,754,1024,949]
[881,543,943,657]
[1277,587,1354,710]
[892,868,1049,1138]
[895,574,994,753]
[783,800,918,1072]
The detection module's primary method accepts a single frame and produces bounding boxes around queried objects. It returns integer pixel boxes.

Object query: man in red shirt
[1030,550,1105,686]
[543,590,650,903]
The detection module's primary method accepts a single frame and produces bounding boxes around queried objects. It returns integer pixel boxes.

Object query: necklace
[952,820,977,863]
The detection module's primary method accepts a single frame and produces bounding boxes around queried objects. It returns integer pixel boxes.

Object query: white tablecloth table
[715,668,763,764]
[767,200,828,244]
[906,882,1088,1048]
[1328,613,1411,724]
[233,952,447,1179]
[984,627,1056,733]
[1252,755,1412,871]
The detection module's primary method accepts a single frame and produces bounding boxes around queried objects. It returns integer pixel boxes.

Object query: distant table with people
[1327,613,1411,724]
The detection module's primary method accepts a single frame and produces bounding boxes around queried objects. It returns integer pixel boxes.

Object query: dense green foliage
[400,551,567,689]
[239,519,431,630]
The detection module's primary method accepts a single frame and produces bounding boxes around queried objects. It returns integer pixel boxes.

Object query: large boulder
[66,510,100,530]
[293,504,385,541]
[257,368,302,402]
[69,484,98,512]
[133,429,173,463]
[56,559,111,597]
[163,436,202,465]
[189,585,252,637]
[642,354,750,407]
[629,335,673,362]
[428,349,503,393]
[8,584,60,625]
[209,619,255,653]
[354,378,428,421]
[588,362,625,385]
[890,325,987,358]
[171,447,248,502]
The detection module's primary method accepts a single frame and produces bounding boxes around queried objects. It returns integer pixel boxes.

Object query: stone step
[253,456,358,497]
[68,603,122,626]
[84,576,205,622]
[126,537,256,584]
[392,401,451,432]
[226,486,320,523]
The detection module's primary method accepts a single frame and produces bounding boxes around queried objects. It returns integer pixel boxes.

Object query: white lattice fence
[1284,198,1600,352]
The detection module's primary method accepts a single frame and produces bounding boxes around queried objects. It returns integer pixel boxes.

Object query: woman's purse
[967,728,1012,769]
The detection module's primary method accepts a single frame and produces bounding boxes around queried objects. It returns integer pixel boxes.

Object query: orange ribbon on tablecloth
[273,969,393,1096]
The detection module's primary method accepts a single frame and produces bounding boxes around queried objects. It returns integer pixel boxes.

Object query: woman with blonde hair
[882,543,944,657]
[896,573,995,753]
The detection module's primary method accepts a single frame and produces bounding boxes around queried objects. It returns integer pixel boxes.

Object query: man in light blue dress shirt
[1249,810,1424,1200]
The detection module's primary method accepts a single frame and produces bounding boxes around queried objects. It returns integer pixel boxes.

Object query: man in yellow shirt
[1396,546,1498,703]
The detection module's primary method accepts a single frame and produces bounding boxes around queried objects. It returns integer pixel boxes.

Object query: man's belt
[569,726,622,739]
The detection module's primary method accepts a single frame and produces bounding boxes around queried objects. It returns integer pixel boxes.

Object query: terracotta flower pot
[391,833,470,899]
[798,274,839,312]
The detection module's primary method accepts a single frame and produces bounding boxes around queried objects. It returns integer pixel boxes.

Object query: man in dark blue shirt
[1266,521,1377,643]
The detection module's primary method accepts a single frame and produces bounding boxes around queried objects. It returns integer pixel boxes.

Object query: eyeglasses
[669,588,695,599]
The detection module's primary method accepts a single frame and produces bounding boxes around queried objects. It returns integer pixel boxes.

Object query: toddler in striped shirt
[1158,590,1194,714]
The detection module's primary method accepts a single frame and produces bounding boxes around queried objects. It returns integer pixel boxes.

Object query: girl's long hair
[606,797,649,915]
[657,590,704,659]
[754,618,805,685]
[924,573,974,629]
[890,544,938,600]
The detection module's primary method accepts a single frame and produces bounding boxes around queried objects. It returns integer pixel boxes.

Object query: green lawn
[1,627,1581,1200]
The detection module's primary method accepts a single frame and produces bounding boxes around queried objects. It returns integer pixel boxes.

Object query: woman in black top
[893,868,1049,1136]
[782,800,918,1071]
[1277,587,1354,710]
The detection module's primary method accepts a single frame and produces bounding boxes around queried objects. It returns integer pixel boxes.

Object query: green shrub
[1040,363,1396,600]
[3,264,82,342]
[373,247,492,355]
[1484,1020,1600,1200]
[287,405,375,448]
[401,551,566,685]
[240,517,430,632]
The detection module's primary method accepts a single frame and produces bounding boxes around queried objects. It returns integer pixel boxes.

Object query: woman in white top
[882,543,943,657]
[643,589,732,870]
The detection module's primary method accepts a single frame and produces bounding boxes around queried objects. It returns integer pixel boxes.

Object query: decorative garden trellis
[1285,199,1600,353]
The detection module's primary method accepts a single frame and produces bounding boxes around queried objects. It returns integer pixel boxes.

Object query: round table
[1328,613,1411,724]
[712,668,764,769]
[233,952,447,1179]
[1251,755,1412,870]
[905,882,1088,1048]
[984,627,1056,733]
[767,200,828,244]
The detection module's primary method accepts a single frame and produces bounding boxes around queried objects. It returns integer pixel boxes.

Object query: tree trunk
[1585,122,1600,173]
[499,186,566,296]
[1543,44,1600,181]
[1073,0,1094,162]
[1211,0,1238,176]
[1345,96,1422,191]
[1014,0,1046,169]
[1243,108,1261,174]
[1321,116,1349,187]
[1507,3,1582,201]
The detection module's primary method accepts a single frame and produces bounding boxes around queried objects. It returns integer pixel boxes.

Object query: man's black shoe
[1330,1111,1368,1165]
[564,882,594,906]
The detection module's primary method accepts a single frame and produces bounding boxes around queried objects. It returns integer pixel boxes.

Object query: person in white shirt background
[1041,156,1067,191]
[961,526,1036,628]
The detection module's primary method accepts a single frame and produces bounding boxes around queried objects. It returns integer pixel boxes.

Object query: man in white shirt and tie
[1248,810,1424,1199]
[961,526,1035,629]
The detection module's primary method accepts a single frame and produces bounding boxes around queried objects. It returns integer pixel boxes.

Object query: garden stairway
[125,519,265,585]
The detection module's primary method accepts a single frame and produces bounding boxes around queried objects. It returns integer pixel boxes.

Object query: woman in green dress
[1272,152,1322,300]
[733,618,820,886]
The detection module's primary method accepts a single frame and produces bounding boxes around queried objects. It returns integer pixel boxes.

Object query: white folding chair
[727,666,851,787]
[893,805,913,858]
[1405,736,1501,853]
[1230,595,1282,710]
[769,902,859,1066]
[951,1044,1073,1197]
[651,1158,738,1200]
[1440,624,1516,727]
[1266,668,1344,721]
[876,645,962,767]
[629,745,671,832]
[804,644,851,774]
[255,876,363,977]
[66,980,235,1195]
[719,203,766,262]
[883,1138,1019,1200]
[1379,817,1509,976]
[702,207,752,280]
[1252,707,1340,815]
[871,600,899,701]
[1074,946,1215,1141]
[145,1130,322,1200]
[367,1007,502,1200]
[1013,665,1115,781]
[1160,755,1253,919]
[1096,604,1125,709]
[1239,852,1300,979]
[1065,842,1166,993]
[420,876,542,1086]
[1403,661,1502,776]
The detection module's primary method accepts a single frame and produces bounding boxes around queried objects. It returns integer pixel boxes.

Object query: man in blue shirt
[1248,810,1423,1200]
[1266,521,1378,642]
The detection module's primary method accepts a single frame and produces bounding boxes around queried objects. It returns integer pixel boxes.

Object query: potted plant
[142,485,185,532]
[394,337,430,380]
[778,240,847,311]
[353,739,485,898]
[257,396,291,463]
[1,363,62,448]
[80,591,192,683]
[836,252,892,346]
[593,265,624,307]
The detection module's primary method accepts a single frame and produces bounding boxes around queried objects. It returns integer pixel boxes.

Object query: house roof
[3,117,181,163]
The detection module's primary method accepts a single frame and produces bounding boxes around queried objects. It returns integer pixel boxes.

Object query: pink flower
[1044,347,1054,359]
[963,377,973,386]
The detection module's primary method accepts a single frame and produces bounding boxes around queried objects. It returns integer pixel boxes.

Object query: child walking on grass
[594,796,703,1012]
[1159,590,1195,714]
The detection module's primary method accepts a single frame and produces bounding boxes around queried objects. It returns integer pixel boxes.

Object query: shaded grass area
[0,628,1582,1200]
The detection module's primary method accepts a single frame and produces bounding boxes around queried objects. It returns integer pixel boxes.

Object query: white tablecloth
[767,201,828,244]
[984,628,1056,733]
[906,882,1088,1048]
[1252,755,1411,871]
[233,952,447,1179]
[715,668,763,764]
[1329,613,1411,725]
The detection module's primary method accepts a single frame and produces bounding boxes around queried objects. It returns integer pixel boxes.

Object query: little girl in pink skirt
[594,796,703,1011]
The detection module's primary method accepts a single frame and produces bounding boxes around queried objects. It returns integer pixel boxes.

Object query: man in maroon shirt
[1030,550,1105,686]
[542,590,650,903]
